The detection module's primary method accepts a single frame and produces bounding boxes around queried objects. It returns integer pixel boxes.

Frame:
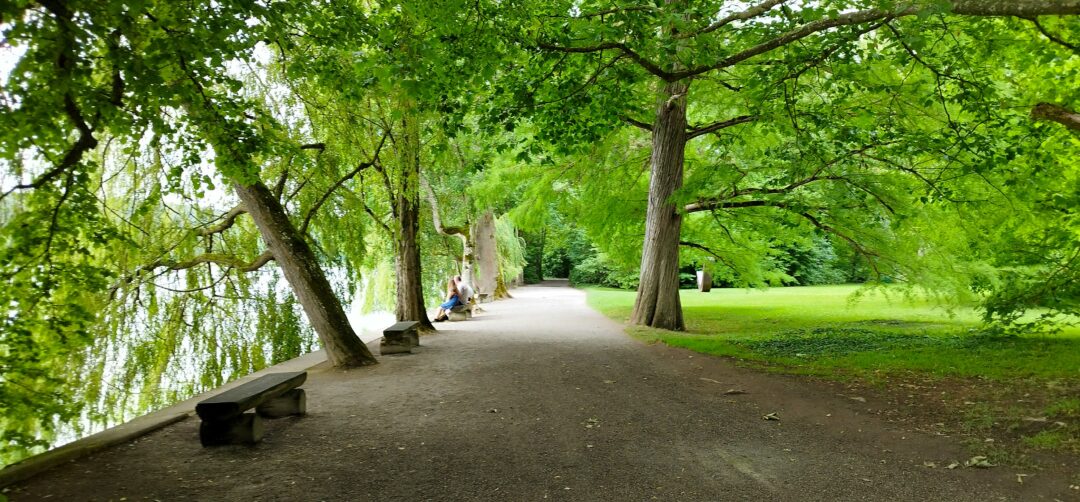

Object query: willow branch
[109,250,275,297]
[198,206,247,236]
[298,135,386,235]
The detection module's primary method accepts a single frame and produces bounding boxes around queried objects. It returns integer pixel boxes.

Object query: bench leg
[256,388,306,418]
[200,412,263,446]
[380,336,413,354]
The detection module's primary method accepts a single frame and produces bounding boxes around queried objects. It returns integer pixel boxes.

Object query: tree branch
[298,134,386,235]
[1026,17,1079,52]
[109,250,276,297]
[536,41,672,80]
[796,211,881,278]
[667,1,1080,81]
[679,240,741,273]
[420,175,470,238]
[675,0,789,39]
[686,115,756,140]
[621,115,654,131]
[1031,102,1080,131]
[685,199,789,213]
[198,206,247,236]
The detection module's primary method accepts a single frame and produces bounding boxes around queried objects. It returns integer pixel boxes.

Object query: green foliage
[3,0,1080,470]
[494,215,526,285]
[570,253,640,290]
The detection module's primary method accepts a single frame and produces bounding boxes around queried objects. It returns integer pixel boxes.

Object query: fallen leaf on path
[849,396,866,403]
[584,418,601,429]
[699,377,721,384]
[487,409,499,413]
[923,461,937,468]
[724,389,747,395]
[946,462,960,470]
[964,456,994,468]
[603,380,616,384]
[1022,416,1048,422]
[762,412,780,421]
[1016,474,1028,484]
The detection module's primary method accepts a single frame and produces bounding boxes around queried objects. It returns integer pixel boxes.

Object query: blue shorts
[440,295,462,310]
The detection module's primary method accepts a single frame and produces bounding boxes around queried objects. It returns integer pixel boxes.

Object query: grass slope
[587,285,1080,459]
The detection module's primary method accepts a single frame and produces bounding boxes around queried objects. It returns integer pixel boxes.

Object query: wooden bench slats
[195,371,307,421]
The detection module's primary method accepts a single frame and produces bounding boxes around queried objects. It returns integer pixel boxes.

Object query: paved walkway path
[6,282,1066,500]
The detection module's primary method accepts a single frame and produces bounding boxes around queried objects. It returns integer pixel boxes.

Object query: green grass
[586,285,1080,381]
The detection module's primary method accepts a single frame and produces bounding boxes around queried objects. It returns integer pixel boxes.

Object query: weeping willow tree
[0,0,388,466]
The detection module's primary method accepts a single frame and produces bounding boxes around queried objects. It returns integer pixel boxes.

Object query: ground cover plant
[587,285,1080,464]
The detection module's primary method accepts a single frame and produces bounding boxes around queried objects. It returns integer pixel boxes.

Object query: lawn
[586,285,1080,458]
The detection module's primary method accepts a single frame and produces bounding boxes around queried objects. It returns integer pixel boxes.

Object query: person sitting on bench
[433,277,462,322]
[454,275,473,307]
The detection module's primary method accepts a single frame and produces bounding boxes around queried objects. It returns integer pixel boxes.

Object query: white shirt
[457,282,474,304]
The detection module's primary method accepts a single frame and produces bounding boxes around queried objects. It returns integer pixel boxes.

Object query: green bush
[570,254,639,289]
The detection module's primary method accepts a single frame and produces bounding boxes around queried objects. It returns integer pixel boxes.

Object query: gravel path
[6,281,1073,501]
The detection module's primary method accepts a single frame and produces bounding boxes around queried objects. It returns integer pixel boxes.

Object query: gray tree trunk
[232,181,377,367]
[630,79,689,331]
[473,210,499,297]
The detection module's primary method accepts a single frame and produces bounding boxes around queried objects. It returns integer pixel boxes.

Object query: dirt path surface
[7,281,1076,501]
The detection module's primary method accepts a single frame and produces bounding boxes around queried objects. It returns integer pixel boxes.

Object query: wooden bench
[195,371,307,446]
[381,320,420,354]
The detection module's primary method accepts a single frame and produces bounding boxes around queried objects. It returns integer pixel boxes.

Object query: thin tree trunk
[232,181,377,367]
[394,108,434,331]
[630,78,689,331]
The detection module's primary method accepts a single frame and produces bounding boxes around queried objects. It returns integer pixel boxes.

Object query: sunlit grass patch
[587,285,1080,381]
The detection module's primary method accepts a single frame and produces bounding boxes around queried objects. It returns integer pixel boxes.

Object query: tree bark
[630,78,689,331]
[394,108,434,331]
[421,175,475,285]
[473,210,500,297]
[1032,103,1080,131]
[232,181,377,367]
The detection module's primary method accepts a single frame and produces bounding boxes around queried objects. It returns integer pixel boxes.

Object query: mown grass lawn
[586,285,1080,460]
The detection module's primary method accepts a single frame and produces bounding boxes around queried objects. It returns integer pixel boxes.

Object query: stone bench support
[381,321,420,354]
[195,371,307,446]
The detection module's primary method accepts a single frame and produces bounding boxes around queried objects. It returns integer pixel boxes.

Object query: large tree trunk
[630,79,689,331]
[394,108,434,331]
[232,181,377,367]
[473,210,499,297]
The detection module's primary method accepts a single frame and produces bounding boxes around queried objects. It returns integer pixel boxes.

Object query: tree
[500,0,1080,330]
[1,0,394,460]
